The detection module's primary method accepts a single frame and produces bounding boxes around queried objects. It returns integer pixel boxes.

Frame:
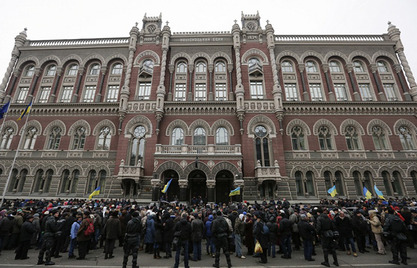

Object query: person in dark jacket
[234,214,246,259]
[104,211,121,259]
[351,210,369,254]
[212,211,232,268]
[279,214,292,259]
[123,211,142,268]
[205,214,215,256]
[267,216,278,258]
[0,210,12,255]
[191,212,204,261]
[383,207,408,265]
[244,214,254,256]
[162,212,174,259]
[76,211,93,260]
[298,214,315,261]
[173,213,191,268]
[38,209,59,265]
[15,215,36,260]
[316,208,338,267]
[52,212,67,258]
[253,212,268,264]
[335,211,357,256]
[153,212,163,259]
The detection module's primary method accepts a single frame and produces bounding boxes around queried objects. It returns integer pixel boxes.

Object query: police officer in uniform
[38,209,58,265]
[123,211,142,268]
[212,211,232,268]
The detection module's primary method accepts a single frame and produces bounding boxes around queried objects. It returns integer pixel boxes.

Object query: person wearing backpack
[253,211,268,264]
[212,210,232,268]
[76,211,94,260]
[69,213,82,259]
[384,207,408,265]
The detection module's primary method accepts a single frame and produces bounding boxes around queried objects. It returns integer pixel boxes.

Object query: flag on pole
[89,186,101,200]
[229,187,241,197]
[363,186,372,200]
[0,101,10,119]
[374,185,385,200]
[161,178,172,194]
[17,101,32,121]
[327,185,337,197]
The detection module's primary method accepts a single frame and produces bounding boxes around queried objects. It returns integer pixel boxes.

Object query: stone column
[187,66,194,101]
[232,21,245,134]
[208,64,214,101]
[207,179,215,203]
[96,66,107,102]
[179,179,188,201]
[151,178,161,201]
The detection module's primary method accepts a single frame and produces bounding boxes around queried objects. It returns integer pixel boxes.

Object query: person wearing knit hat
[298,213,315,262]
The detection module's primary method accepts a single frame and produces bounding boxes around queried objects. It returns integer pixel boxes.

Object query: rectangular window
[83,86,96,103]
[107,85,119,102]
[16,87,29,103]
[195,83,207,101]
[38,87,51,103]
[215,83,227,101]
[137,82,151,100]
[284,83,298,101]
[383,83,397,101]
[334,84,348,101]
[250,81,263,99]
[174,83,186,101]
[60,86,73,103]
[358,83,373,101]
[309,83,324,101]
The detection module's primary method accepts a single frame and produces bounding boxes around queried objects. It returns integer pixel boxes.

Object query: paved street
[1,244,416,268]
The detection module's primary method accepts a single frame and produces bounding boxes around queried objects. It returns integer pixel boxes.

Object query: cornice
[164,101,237,115]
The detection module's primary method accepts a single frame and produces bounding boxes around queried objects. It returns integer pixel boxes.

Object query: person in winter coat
[153,212,163,259]
[103,211,121,259]
[76,211,93,260]
[10,209,24,249]
[191,212,204,261]
[144,213,155,254]
[279,214,293,259]
[335,211,357,257]
[267,216,278,258]
[31,213,41,247]
[205,214,215,256]
[162,212,174,259]
[212,211,231,268]
[368,210,386,255]
[316,208,338,267]
[297,214,315,261]
[69,213,82,259]
[0,210,12,254]
[15,215,36,260]
[173,213,192,268]
[38,209,59,265]
[123,211,142,268]
[351,210,369,254]
[244,214,254,256]
[383,207,408,265]
[234,214,246,259]
[253,212,268,264]
[289,209,301,250]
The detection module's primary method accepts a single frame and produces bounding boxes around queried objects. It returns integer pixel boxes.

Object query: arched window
[372,125,388,150]
[295,171,303,196]
[47,126,62,150]
[305,171,315,196]
[171,128,184,145]
[111,63,123,75]
[382,171,392,196]
[353,61,364,73]
[142,59,154,74]
[176,62,187,73]
[25,65,35,77]
[193,127,206,145]
[215,61,226,73]
[377,61,389,73]
[318,126,333,150]
[306,61,318,73]
[67,64,79,76]
[87,170,97,194]
[398,126,416,150]
[129,125,146,166]
[353,171,362,195]
[60,169,70,193]
[254,125,270,166]
[71,170,79,193]
[281,61,294,72]
[195,62,206,73]
[392,171,403,196]
[345,125,360,150]
[72,126,86,150]
[23,126,38,150]
[334,171,345,196]
[97,126,111,150]
[329,60,341,73]
[248,58,262,73]
[0,127,14,149]
[215,127,229,145]
[33,169,53,193]
[89,64,100,76]
[363,171,374,195]
[46,65,57,76]
[8,169,18,192]
[411,171,417,195]
[291,126,305,150]
[324,171,333,193]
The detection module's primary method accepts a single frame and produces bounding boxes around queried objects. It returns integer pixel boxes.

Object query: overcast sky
[1,0,416,88]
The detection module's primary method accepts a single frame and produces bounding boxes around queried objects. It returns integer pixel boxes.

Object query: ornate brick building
[1,13,417,203]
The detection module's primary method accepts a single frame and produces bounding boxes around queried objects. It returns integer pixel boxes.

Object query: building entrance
[122,179,137,198]
[215,170,234,204]
[188,170,207,203]
[161,170,180,202]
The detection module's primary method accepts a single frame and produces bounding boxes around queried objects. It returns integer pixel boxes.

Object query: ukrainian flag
[229,187,240,197]
[374,185,385,200]
[327,185,337,197]
[89,186,100,200]
[161,178,172,194]
[17,101,32,121]
[363,186,372,200]
[0,101,10,119]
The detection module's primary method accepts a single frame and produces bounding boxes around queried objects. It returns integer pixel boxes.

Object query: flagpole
[0,101,11,135]
[0,102,32,208]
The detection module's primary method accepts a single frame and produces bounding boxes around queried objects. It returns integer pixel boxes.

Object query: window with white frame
[250,81,264,99]
[215,127,229,145]
[291,126,305,150]
[284,83,298,101]
[193,127,206,145]
[345,125,361,150]
[47,126,62,150]
[174,83,186,101]
[67,64,78,76]
[0,127,14,149]
[215,83,227,101]
[309,84,324,101]
[215,61,226,73]
[195,83,207,101]
[195,62,206,73]
[137,82,151,100]
[306,61,318,73]
[171,127,184,145]
[38,86,51,103]
[334,84,348,101]
[72,126,86,150]
[111,63,123,75]
[83,86,96,102]
[372,125,388,150]
[398,126,416,150]
[25,65,35,77]
[106,85,119,102]
[329,61,342,73]
[46,65,57,76]
[129,125,146,166]
[176,62,187,73]
[23,126,38,150]
[16,87,29,103]
[318,126,333,150]
[281,61,294,72]
[97,126,111,150]
[60,86,73,103]
[89,64,100,76]
[377,61,389,73]
[358,84,373,101]
[353,61,364,73]
[254,125,270,166]
[383,84,397,101]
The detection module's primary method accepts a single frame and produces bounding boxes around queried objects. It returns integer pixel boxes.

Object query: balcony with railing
[155,144,241,155]
[255,160,282,182]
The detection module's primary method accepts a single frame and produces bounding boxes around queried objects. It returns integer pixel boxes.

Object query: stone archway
[188,170,207,204]
[161,169,180,202]
[215,170,234,205]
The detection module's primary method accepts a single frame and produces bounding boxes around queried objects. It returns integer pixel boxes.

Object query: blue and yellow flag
[327,185,337,197]
[374,185,385,200]
[229,187,240,197]
[89,186,101,200]
[17,101,32,121]
[161,178,172,194]
[363,186,372,200]
[0,101,10,119]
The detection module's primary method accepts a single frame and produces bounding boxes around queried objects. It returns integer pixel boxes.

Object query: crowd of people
[0,197,416,267]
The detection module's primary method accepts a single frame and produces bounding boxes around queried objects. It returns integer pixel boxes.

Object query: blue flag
[374,185,385,200]
[0,101,10,119]
[89,186,101,200]
[327,185,337,197]
[363,187,372,200]
[161,179,173,194]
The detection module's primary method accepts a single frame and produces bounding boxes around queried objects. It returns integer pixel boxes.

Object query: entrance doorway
[122,179,137,198]
[215,170,234,205]
[161,170,179,202]
[188,170,207,204]
[260,180,276,199]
